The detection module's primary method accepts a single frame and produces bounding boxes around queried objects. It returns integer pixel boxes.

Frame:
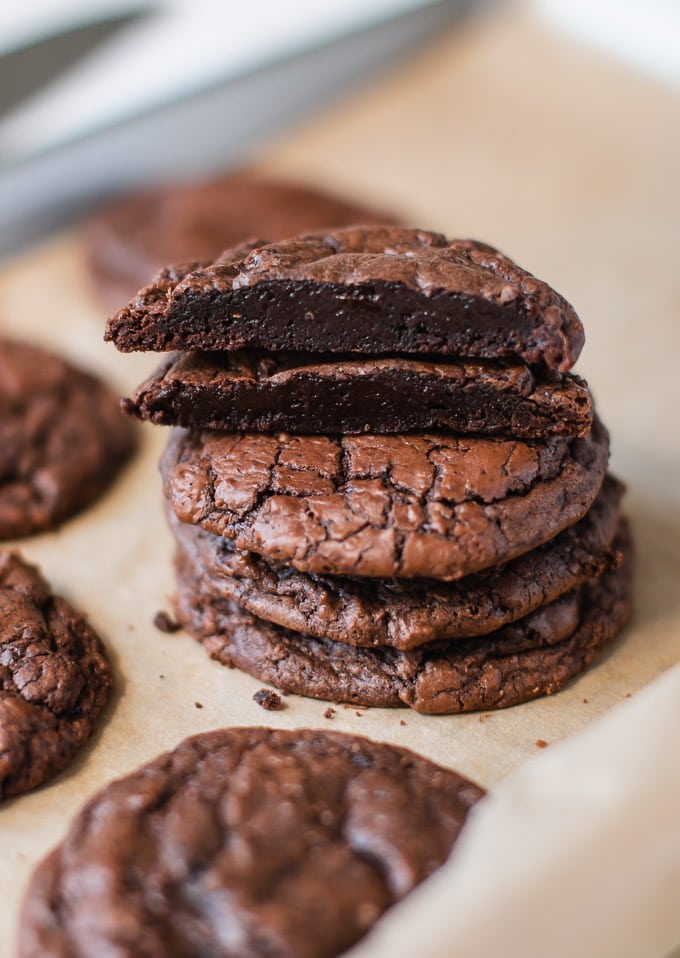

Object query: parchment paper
[1,8,679,956]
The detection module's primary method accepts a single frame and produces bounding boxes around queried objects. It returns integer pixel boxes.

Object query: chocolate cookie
[125,350,593,438]
[0,338,136,539]
[162,419,609,580]
[106,227,584,372]
[174,528,633,712]
[168,475,624,650]
[88,174,395,309]
[0,551,111,800]
[19,728,483,958]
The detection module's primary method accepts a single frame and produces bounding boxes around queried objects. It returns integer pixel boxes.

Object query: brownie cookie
[168,475,624,650]
[125,350,593,438]
[0,338,136,539]
[162,419,609,580]
[19,728,483,958]
[174,528,633,712]
[0,551,111,800]
[88,174,396,309]
[106,227,584,372]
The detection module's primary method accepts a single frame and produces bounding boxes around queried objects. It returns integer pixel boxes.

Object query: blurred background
[0,0,678,254]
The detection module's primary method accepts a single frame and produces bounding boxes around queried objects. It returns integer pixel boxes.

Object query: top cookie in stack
[107,226,632,712]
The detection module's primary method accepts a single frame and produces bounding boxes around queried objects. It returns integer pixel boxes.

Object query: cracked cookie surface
[106,227,584,372]
[0,551,111,800]
[168,475,623,650]
[19,727,483,958]
[88,174,395,309]
[125,350,593,438]
[174,528,633,713]
[162,419,609,580]
[0,338,136,538]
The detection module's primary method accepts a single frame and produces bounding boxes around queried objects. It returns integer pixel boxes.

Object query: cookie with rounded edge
[174,529,633,713]
[162,419,609,580]
[0,337,135,539]
[0,551,111,800]
[20,727,483,958]
[168,475,623,650]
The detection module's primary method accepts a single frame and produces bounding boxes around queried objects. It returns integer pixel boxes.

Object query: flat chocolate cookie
[0,338,136,539]
[168,475,624,650]
[174,528,633,713]
[106,227,584,372]
[19,728,483,958]
[0,551,111,800]
[88,174,395,309]
[162,419,609,580]
[125,350,593,438]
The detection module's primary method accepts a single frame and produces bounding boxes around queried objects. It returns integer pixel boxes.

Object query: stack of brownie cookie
[107,227,633,713]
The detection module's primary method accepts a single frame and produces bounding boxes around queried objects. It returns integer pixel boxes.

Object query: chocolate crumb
[154,610,181,633]
[324,707,336,719]
[195,701,203,709]
[583,698,589,703]
[354,711,363,718]
[159,674,165,680]
[535,739,548,749]
[399,720,406,727]
[253,688,283,711]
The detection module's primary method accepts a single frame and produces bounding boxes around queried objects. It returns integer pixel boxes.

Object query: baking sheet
[1,8,679,955]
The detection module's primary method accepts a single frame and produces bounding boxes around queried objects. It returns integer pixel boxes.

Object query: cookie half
[125,350,593,438]
[0,551,111,800]
[174,528,633,713]
[106,227,584,371]
[19,728,483,958]
[162,419,609,580]
[88,174,396,309]
[168,475,624,650]
[0,338,136,539]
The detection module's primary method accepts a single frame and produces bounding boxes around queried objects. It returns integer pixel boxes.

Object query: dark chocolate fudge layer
[162,419,609,580]
[20,728,483,958]
[88,174,396,309]
[106,227,584,372]
[125,350,593,438]
[0,337,136,539]
[174,527,633,713]
[167,475,623,650]
[0,551,111,800]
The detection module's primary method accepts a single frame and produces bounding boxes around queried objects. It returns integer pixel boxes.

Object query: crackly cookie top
[0,551,110,800]
[106,227,584,372]
[163,421,609,580]
[0,337,136,539]
[19,727,483,958]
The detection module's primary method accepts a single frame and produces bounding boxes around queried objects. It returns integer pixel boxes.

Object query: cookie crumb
[583,698,589,704]
[535,739,548,749]
[195,701,203,709]
[154,610,181,633]
[354,711,363,718]
[324,707,336,719]
[253,688,283,711]
[624,692,632,698]
[399,720,406,727]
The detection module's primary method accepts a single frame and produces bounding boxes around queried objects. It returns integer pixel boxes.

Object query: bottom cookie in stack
[169,494,633,714]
